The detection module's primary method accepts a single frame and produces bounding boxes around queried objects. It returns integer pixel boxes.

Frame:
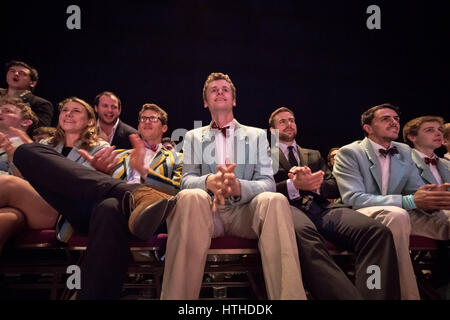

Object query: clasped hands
[206,162,241,212]
[413,183,450,211]
[288,166,324,191]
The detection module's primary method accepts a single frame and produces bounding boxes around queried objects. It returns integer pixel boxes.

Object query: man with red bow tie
[403,116,450,186]
[334,104,450,300]
[137,72,306,300]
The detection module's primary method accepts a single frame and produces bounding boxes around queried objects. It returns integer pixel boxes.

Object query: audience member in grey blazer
[334,103,450,299]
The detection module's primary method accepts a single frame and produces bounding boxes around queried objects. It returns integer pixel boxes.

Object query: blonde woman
[0,97,109,252]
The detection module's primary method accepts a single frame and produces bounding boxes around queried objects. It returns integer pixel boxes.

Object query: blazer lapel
[201,124,217,174]
[437,159,450,183]
[388,151,407,193]
[411,149,437,184]
[361,138,383,194]
[232,120,248,179]
[297,146,307,166]
[277,147,291,171]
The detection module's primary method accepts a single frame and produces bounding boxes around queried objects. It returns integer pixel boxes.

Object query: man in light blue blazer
[403,116,450,185]
[333,103,450,300]
[160,72,305,299]
[403,115,450,295]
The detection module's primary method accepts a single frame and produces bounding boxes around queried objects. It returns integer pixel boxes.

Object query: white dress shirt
[127,143,162,184]
[97,118,120,145]
[368,139,393,195]
[213,120,235,166]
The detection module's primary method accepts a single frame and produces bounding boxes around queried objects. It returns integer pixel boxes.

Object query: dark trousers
[292,202,401,299]
[14,143,139,299]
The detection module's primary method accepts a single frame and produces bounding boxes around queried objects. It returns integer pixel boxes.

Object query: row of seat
[0,228,443,300]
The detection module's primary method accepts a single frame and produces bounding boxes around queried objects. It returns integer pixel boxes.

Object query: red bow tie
[379,146,399,157]
[144,142,158,152]
[211,122,230,137]
[424,157,438,166]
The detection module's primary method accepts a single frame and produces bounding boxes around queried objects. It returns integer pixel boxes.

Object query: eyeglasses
[139,116,161,123]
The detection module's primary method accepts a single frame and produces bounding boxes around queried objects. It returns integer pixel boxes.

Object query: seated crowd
[0,61,449,300]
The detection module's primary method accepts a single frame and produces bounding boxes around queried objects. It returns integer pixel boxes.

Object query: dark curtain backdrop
[1,0,449,157]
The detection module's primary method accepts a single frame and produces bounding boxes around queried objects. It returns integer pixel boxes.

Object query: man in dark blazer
[0,60,53,130]
[94,91,137,149]
[269,106,401,299]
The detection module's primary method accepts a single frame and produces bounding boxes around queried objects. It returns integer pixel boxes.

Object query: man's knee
[177,189,210,203]
[91,198,124,224]
[381,206,411,236]
[172,189,211,221]
[255,192,288,206]
[290,206,318,239]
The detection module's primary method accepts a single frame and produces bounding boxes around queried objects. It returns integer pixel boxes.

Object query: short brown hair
[94,91,122,110]
[32,126,56,138]
[268,107,294,128]
[139,103,168,125]
[361,103,400,137]
[202,72,236,102]
[5,60,39,83]
[402,116,444,147]
[0,97,38,125]
[443,123,450,141]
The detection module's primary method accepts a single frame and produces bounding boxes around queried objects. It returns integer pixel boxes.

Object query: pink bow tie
[144,142,158,152]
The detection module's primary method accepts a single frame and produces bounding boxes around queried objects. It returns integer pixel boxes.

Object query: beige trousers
[357,206,450,300]
[161,189,306,300]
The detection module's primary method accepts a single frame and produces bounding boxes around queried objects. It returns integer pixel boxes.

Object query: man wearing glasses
[333,103,450,299]
[2,102,181,299]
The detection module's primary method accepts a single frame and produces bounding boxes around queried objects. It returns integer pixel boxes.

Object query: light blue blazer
[411,149,450,184]
[181,119,275,206]
[333,137,424,210]
[40,139,110,169]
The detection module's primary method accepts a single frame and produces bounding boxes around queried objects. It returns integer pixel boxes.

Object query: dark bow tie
[424,157,438,166]
[144,142,158,152]
[379,146,399,157]
[211,122,230,137]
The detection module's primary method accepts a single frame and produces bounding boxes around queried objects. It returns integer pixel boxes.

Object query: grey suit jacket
[181,119,275,205]
[333,137,424,210]
[41,139,110,169]
[411,149,450,184]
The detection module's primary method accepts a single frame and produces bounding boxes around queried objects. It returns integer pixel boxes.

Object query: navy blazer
[110,120,137,149]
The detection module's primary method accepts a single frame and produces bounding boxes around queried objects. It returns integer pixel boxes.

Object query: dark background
[1,0,449,157]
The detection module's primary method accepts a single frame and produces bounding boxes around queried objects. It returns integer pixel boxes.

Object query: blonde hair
[202,72,236,102]
[49,97,101,150]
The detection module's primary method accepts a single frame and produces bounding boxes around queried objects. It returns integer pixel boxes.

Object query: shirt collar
[414,149,437,160]
[368,138,393,156]
[279,141,297,155]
